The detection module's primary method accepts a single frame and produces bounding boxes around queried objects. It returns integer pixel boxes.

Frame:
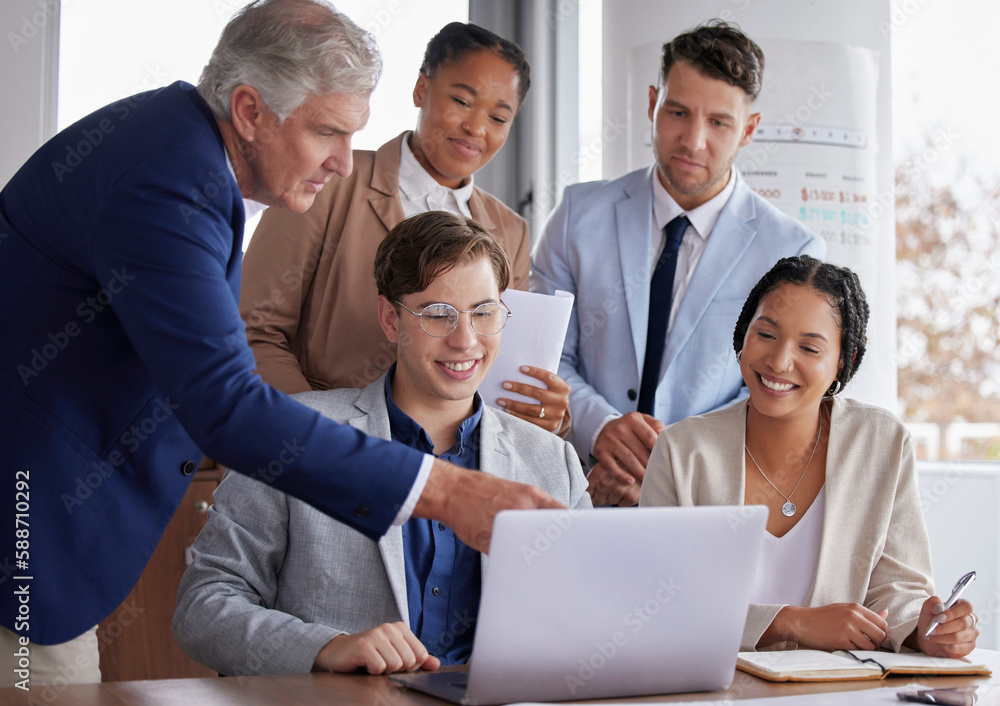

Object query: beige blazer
[639,396,933,652]
[240,132,531,394]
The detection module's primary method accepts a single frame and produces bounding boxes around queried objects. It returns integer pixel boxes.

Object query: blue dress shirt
[384,367,483,664]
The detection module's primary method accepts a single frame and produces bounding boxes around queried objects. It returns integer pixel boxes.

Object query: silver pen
[924,570,976,638]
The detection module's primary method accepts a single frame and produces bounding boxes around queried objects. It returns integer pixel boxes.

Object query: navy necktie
[637,215,689,415]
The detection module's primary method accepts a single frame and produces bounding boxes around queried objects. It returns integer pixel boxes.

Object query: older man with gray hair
[0,0,560,686]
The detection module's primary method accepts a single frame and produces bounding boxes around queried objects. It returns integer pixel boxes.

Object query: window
[891,0,1000,461]
[58,0,468,239]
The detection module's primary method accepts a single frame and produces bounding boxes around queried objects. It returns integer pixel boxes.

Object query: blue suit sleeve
[92,152,423,538]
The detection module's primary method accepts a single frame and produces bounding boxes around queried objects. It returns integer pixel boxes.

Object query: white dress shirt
[590,167,739,456]
[398,133,474,219]
[650,166,738,335]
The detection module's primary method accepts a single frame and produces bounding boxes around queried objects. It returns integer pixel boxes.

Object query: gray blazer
[173,376,591,676]
[639,396,933,652]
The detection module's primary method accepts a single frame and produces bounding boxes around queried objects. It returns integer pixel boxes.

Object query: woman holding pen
[641,255,979,656]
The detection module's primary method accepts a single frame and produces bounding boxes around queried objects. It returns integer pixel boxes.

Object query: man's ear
[377,295,401,344]
[740,111,761,147]
[647,84,659,123]
[229,85,266,142]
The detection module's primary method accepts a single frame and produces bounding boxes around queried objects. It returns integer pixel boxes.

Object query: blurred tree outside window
[891,0,1000,461]
[895,154,1000,460]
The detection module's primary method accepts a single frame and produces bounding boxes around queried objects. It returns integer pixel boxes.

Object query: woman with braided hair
[640,255,979,655]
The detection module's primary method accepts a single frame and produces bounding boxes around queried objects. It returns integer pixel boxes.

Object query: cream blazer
[240,132,531,394]
[639,396,934,652]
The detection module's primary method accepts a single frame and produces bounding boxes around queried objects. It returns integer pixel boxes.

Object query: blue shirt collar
[383,364,484,456]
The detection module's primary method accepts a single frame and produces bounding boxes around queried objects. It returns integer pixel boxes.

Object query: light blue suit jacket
[531,167,826,460]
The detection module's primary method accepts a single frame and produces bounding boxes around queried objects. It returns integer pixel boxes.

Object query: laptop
[391,505,767,704]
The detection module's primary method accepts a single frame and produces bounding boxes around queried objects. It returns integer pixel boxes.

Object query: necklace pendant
[781,501,796,517]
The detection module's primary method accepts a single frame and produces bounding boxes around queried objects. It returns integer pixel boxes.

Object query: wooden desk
[3,649,996,705]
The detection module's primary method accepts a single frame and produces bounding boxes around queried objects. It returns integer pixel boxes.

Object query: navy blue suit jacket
[0,82,423,644]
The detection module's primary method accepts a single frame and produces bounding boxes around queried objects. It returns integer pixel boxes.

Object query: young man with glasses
[174,211,590,676]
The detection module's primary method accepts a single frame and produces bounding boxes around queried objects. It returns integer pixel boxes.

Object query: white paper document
[479,289,574,409]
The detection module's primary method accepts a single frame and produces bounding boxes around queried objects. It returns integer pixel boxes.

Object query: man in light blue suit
[174,212,589,676]
[532,22,825,506]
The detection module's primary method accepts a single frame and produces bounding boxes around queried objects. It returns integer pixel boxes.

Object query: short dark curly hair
[660,20,764,101]
[732,255,870,392]
[420,22,531,108]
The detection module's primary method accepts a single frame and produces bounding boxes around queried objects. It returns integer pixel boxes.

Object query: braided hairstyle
[732,255,869,393]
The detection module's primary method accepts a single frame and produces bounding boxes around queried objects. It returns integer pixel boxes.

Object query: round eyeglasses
[394,300,511,337]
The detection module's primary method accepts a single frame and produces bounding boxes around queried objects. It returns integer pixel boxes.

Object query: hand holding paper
[481,289,574,433]
[496,365,570,433]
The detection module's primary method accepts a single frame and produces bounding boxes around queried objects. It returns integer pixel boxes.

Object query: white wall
[919,463,1000,650]
[0,0,59,185]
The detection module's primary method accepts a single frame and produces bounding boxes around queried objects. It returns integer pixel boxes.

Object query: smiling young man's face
[379,255,502,414]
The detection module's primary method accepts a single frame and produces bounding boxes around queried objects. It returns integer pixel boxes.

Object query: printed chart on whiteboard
[736,39,880,284]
